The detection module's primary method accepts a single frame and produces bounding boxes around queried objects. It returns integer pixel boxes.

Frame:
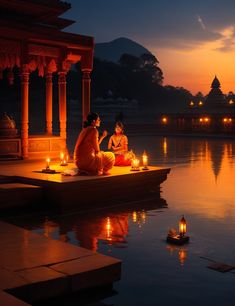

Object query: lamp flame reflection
[132,210,146,227]
[166,244,187,266]
[106,217,112,241]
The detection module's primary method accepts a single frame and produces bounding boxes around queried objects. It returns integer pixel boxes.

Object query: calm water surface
[9,136,235,306]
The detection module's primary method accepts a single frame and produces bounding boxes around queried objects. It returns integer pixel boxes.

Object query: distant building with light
[158,76,235,134]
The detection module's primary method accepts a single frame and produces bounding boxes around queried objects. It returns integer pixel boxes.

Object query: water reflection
[158,137,234,182]
[166,244,188,266]
[5,136,235,306]
[13,196,167,253]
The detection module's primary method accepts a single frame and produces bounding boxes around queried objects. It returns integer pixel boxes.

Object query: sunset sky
[64,0,235,95]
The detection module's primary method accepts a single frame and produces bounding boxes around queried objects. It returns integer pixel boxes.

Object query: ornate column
[20,65,29,159]
[58,71,67,139]
[45,72,53,135]
[82,69,91,122]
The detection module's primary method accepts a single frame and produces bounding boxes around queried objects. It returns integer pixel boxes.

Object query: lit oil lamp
[46,157,50,170]
[166,215,190,245]
[179,215,186,237]
[142,150,149,170]
[60,152,68,166]
[42,157,56,173]
[131,158,140,171]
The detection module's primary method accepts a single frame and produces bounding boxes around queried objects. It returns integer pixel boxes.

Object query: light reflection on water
[10,136,235,306]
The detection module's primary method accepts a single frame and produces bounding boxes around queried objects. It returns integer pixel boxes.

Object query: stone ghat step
[0,291,30,306]
[0,221,121,305]
[0,183,43,210]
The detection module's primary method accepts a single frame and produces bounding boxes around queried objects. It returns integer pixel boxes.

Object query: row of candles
[45,153,69,169]
[44,151,149,172]
[131,150,149,171]
[43,152,70,173]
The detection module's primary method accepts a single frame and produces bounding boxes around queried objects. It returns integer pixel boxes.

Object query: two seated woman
[74,113,132,175]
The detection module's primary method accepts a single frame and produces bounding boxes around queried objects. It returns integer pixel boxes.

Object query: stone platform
[0,221,121,305]
[0,160,170,212]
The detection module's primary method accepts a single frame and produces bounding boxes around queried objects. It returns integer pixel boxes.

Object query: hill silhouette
[95,37,152,62]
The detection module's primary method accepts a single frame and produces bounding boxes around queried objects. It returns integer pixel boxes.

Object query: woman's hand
[99,130,108,145]
[102,130,108,138]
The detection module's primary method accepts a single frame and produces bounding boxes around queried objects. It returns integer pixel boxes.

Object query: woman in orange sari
[74,113,115,175]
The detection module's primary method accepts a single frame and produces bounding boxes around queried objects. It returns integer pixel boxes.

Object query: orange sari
[74,126,114,174]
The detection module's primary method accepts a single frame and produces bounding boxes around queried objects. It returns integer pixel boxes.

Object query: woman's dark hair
[83,112,99,128]
[115,121,124,134]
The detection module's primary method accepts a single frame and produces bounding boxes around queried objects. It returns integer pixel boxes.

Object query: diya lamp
[166,215,190,245]
[179,215,187,237]
[131,158,140,171]
[142,150,149,170]
[60,152,68,166]
[42,157,56,173]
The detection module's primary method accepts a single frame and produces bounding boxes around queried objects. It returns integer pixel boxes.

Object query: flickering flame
[132,158,140,169]
[46,158,50,169]
[179,215,187,236]
[142,151,148,167]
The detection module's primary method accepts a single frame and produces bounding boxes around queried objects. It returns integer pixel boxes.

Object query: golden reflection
[163,137,168,156]
[166,244,187,266]
[132,211,137,222]
[132,210,146,227]
[178,249,187,266]
[43,218,58,238]
[106,217,112,241]
[163,139,235,220]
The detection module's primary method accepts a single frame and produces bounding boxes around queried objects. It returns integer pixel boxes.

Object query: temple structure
[158,76,235,134]
[0,0,94,159]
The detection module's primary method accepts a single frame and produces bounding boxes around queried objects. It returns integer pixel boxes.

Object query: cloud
[197,15,206,30]
[214,26,235,52]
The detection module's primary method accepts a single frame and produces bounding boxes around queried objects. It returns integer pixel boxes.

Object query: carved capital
[58,71,67,84]
[82,69,91,80]
[45,72,53,83]
[20,65,29,83]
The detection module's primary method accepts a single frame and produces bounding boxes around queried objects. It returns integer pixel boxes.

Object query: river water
[8,136,235,306]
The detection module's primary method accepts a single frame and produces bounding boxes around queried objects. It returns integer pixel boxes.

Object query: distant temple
[0,0,94,159]
[158,76,235,134]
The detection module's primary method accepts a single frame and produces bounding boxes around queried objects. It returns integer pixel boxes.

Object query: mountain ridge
[95,37,152,62]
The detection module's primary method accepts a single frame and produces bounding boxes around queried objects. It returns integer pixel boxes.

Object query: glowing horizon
[148,25,235,95]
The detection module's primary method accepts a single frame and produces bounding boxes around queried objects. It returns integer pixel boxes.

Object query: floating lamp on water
[60,152,68,166]
[179,215,187,237]
[166,215,190,245]
[142,150,149,170]
[42,158,56,173]
[131,158,140,171]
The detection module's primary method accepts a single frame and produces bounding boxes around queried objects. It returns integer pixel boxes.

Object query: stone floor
[0,221,121,305]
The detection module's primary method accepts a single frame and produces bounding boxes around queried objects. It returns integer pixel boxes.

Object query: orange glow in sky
[149,28,235,94]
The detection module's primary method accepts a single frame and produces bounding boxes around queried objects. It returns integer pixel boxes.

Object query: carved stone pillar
[82,69,91,122]
[20,65,29,159]
[45,72,53,135]
[58,71,67,140]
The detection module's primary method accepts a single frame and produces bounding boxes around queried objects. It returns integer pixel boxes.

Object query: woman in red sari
[74,113,115,175]
[108,122,132,166]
